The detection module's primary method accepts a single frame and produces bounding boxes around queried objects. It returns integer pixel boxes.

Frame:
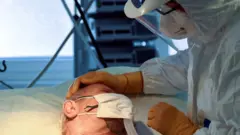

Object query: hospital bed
[0,67,187,135]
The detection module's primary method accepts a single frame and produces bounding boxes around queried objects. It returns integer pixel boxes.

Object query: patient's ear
[63,100,79,119]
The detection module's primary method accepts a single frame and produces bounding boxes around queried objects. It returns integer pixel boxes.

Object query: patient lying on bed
[61,84,137,135]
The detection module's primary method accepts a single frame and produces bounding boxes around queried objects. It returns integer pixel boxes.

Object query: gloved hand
[147,102,199,135]
[66,71,143,99]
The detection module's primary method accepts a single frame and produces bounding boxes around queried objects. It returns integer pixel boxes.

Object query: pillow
[0,66,187,135]
[0,93,63,135]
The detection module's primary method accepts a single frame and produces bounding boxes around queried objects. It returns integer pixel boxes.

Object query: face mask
[76,93,138,135]
[160,11,197,39]
[76,93,133,119]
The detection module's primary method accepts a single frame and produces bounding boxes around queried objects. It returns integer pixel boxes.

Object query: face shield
[124,0,185,51]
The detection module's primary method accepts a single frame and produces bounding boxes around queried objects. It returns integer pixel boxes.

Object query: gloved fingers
[147,119,154,128]
[155,102,179,113]
[73,71,97,89]
[147,102,176,121]
[66,83,74,99]
[66,81,89,99]
[66,71,113,98]
[147,119,160,132]
[66,79,82,99]
[80,71,110,84]
[148,109,156,120]
[91,72,119,91]
[147,104,160,129]
[66,71,97,99]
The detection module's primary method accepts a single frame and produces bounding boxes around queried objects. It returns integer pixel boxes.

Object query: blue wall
[0,57,74,90]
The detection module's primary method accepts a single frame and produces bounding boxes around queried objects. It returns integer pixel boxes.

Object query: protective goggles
[124,0,185,51]
[124,0,185,18]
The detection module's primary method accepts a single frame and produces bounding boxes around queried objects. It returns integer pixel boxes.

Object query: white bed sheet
[0,66,187,135]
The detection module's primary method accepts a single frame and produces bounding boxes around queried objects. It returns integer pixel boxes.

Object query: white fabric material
[141,50,189,95]
[140,0,240,135]
[178,0,240,43]
[0,94,63,135]
[76,93,134,119]
[124,119,139,135]
[94,93,138,135]
[160,11,197,39]
[94,93,134,119]
[0,66,187,135]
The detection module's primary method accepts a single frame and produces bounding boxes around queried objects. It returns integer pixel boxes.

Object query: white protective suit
[139,0,240,134]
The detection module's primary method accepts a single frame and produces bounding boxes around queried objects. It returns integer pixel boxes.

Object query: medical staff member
[67,0,240,134]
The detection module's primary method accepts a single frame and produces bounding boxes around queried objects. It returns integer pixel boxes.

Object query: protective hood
[176,0,240,43]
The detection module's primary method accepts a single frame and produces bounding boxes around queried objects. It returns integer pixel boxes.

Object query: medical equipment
[0,81,13,89]
[27,28,74,88]
[87,0,160,69]
[0,60,7,72]
[73,0,107,68]
[25,0,176,87]
[124,0,180,51]
[27,0,107,88]
[0,60,14,89]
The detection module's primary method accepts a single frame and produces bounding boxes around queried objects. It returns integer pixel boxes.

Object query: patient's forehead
[70,84,114,100]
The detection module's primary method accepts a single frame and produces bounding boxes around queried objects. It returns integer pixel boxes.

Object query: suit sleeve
[140,49,189,95]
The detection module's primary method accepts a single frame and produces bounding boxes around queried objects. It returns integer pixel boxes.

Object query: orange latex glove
[66,71,143,99]
[147,102,199,135]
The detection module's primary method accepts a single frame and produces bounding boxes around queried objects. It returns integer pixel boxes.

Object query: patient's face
[62,84,127,135]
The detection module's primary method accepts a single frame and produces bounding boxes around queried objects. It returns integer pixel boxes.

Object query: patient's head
[62,84,136,135]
